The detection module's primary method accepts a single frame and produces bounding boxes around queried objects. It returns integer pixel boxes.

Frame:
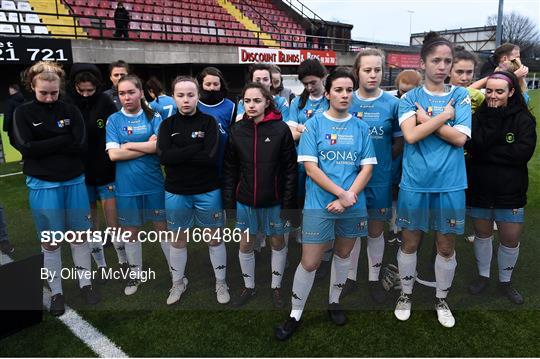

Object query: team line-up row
[7,33,536,338]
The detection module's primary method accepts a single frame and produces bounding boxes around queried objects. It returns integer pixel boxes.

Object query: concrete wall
[72,39,358,66]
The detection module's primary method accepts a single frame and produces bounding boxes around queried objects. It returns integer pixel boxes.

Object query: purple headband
[487,73,514,89]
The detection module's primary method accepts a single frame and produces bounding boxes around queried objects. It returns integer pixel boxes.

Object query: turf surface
[0,90,538,357]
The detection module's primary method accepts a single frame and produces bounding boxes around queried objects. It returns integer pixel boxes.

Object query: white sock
[271,245,288,289]
[474,235,493,278]
[112,237,127,264]
[498,243,519,283]
[290,263,316,320]
[169,246,187,283]
[43,247,63,295]
[160,241,171,269]
[90,235,107,268]
[347,238,361,281]
[209,242,227,282]
[254,232,265,252]
[322,247,333,262]
[367,233,385,281]
[125,241,142,280]
[70,243,92,288]
[329,254,351,304]
[435,252,457,299]
[397,249,416,295]
[239,251,255,288]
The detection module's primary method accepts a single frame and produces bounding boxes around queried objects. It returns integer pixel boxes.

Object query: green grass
[1,91,539,356]
[0,114,22,163]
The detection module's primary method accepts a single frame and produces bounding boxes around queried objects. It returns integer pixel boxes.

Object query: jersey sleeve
[277,96,289,121]
[287,97,300,127]
[151,113,163,136]
[390,97,402,137]
[297,117,318,163]
[236,100,245,121]
[452,88,472,138]
[398,90,417,126]
[105,114,121,150]
[358,123,377,166]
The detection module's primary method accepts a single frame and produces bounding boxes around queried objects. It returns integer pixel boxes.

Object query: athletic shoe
[435,298,455,328]
[498,282,524,305]
[216,281,230,304]
[340,278,358,299]
[232,287,256,307]
[166,277,188,305]
[275,316,301,341]
[315,259,330,280]
[381,264,401,291]
[368,280,386,304]
[272,288,284,309]
[94,267,108,285]
[394,292,412,321]
[468,276,489,295]
[327,302,347,326]
[81,285,100,305]
[0,240,14,254]
[124,279,141,296]
[49,293,65,317]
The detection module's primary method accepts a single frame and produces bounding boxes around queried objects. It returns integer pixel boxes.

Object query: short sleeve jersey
[237,95,289,120]
[297,112,377,218]
[350,90,401,188]
[287,95,329,127]
[149,95,177,120]
[398,85,472,193]
[105,108,164,196]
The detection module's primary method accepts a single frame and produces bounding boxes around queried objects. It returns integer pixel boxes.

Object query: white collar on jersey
[422,84,455,96]
[121,108,143,117]
[323,111,352,122]
[309,95,324,101]
[354,88,383,102]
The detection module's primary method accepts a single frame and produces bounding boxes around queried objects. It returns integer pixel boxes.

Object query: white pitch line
[0,171,23,178]
[2,253,128,358]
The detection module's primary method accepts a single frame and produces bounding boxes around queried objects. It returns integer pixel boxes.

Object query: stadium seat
[25,13,40,24]
[0,23,15,33]
[1,0,16,10]
[17,2,31,11]
[33,25,49,34]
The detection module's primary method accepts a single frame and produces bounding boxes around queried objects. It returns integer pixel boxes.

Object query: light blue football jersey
[287,95,329,127]
[350,90,401,188]
[149,95,177,120]
[105,108,164,196]
[298,112,377,218]
[398,86,472,192]
[237,95,289,120]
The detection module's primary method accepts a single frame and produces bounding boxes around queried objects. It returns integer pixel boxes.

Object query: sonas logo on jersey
[319,150,358,163]
[369,126,384,137]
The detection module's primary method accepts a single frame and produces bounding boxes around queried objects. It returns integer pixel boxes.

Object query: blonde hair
[24,61,65,91]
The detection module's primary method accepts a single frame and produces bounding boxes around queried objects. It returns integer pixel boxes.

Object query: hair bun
[423,31,440,44]
[454,45,465,51]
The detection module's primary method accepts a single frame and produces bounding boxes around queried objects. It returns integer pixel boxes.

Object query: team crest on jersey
[427,106,433,116]
[123,126,133,135]
[191,131,205,138]
[57,118,71,128]
[97,119,105,128]
[305,109,314,118]
[352,112,363,119]
[325,133,337,145]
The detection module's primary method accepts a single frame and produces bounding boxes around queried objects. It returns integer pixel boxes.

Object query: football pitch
[0,91,539,357]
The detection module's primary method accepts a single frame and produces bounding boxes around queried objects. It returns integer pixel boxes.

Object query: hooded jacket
[222,110,297,210]
[468,102,537,209]
[66,63,118,186]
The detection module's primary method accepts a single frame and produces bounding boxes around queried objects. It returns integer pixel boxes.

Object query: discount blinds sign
[239,47,337,66]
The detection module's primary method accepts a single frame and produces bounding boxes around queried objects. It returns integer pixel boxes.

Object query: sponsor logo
[427,106,433,116]
[353,111,364,119]
[506,132,515,143]
[264,137,271,143]
[32,122,43,127]
[57,118,71,128]
[191,131,205,138]
[325,133,338,145]
[97,119,105,128]
[512,209,519,215]
[123,126,133,135]
[305,109,314,118]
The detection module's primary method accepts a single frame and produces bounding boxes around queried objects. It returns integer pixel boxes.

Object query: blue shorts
[302,213,368,244]
[165,189,224,229]
[116,192,165,227]
[236,202,285,236]
[87,183,116,203]
[397,189,466,234]
[469,207,525,223]
[365,186,392,221]
[29,182,91,241]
